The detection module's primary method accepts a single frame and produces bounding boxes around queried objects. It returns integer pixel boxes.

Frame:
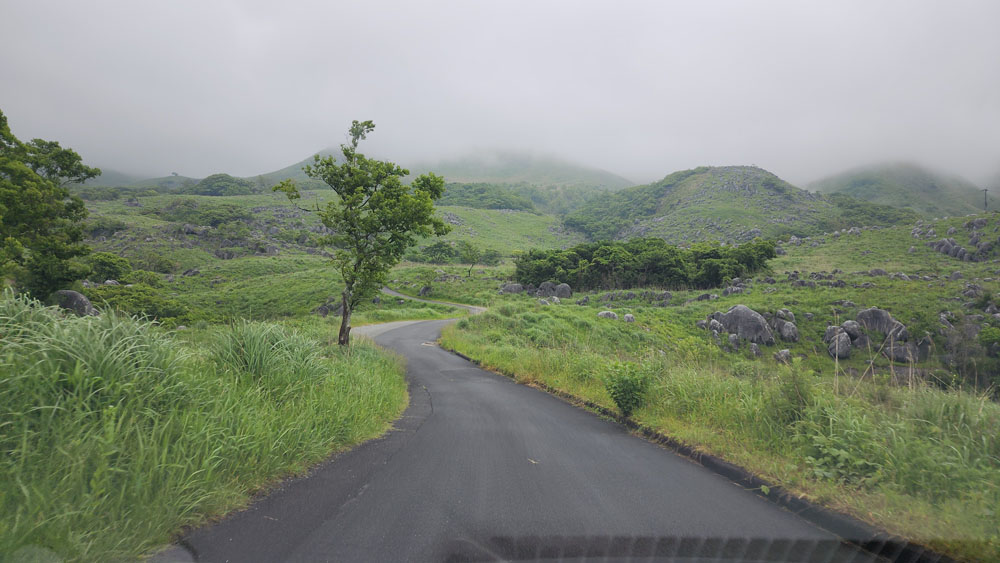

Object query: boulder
[856,307,898,337]
[576,296,590,305]
[777,321,799,343]
[727,333,740,351]
[714,305,775,345]
[749,343,762,357]
[623,313,635,323]
[418,285,432,297]
[597,311,618,320]
[499,283,524,294]
[708,319,725,333]
[774,349,792,364]
[550,296,560,304]
[53,290,98,316]
[917,335,933,361]
[841,320,862,340]
[776,308,795,323]
[372,296,381,305]
[884,342,918,363]
[538,299,550,306]
[554,283,572,299]
[536,281,557,297]
[828,332,851,359]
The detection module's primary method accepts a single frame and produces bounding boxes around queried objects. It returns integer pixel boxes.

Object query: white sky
[2,0,999,186]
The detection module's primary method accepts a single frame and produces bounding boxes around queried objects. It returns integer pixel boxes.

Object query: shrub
[604,361,649,418]
[87,252,132,282]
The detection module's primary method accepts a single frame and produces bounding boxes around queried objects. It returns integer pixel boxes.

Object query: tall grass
[441,301,1000,560]
[0,292,407,560]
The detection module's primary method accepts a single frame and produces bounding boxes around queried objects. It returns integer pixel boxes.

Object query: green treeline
[440,182,537,212]
[514,237,775,290]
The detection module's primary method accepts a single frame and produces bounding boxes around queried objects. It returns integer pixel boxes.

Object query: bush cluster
[515,237,775,290]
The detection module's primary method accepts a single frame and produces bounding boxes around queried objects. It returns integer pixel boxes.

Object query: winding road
[158,294,882,562]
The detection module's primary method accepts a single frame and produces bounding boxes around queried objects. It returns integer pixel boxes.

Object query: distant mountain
[407,151,633,189]
[76,169,146,187]
[810,162,995,218]
[249,149,634,196]
[564,165,918,244]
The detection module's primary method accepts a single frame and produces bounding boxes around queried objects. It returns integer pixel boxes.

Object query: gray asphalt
[163,319,876,562]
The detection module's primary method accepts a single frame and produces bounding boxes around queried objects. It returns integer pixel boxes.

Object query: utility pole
[983,189,989,211]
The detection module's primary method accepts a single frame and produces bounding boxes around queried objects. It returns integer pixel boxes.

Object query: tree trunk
[338,289,352,346]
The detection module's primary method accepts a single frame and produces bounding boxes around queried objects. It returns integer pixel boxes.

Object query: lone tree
[275,120,450,345]
[1,109,99,297]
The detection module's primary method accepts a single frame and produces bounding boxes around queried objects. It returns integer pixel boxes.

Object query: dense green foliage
[514,237,775,290]
[604,361,649,417]
[148,198,252,226]
[1,109,99,297]
[824,193,921,227]
[274,120,450,344]
[439,182,536,212]
[86,251,133,282]
[0,292,407,560]
[180,173,258,196]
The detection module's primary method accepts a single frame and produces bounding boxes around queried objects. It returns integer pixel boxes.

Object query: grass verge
[440,302,1000,561]
[0,292,408,560]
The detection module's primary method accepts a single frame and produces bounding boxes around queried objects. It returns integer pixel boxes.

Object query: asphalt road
[162,319,877,562]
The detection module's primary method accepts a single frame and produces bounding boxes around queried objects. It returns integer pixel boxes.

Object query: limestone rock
[828,332,851,359]
[554,283,572,299]
[53,290,98,316]
[712,305,775,345]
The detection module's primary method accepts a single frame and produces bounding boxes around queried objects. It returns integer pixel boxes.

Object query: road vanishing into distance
[159,308,882,562]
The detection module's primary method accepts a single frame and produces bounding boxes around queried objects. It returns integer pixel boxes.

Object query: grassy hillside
[565,165,917,243]
[434,213,1000,561]
[811,162,997,218]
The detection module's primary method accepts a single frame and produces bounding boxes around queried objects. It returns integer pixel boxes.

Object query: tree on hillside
[1,109,99,297]
[274,120,450,345]
[456,240,481,277]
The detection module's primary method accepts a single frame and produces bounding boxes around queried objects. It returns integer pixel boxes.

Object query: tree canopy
[514,237,775,291]
[275,120,449,344]
[1,109,99,297]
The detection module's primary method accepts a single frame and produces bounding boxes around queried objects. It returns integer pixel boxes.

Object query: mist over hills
[81,150,633,192]
[810,162,996,218]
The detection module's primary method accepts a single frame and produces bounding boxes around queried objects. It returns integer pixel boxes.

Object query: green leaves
[1,108,95,297]
[275,121,450,344]
[604,361,650,418]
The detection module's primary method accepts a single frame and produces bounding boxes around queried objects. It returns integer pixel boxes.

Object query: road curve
[163,318,877,562]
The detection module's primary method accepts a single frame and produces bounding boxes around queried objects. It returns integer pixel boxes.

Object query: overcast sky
[2,0,999,186]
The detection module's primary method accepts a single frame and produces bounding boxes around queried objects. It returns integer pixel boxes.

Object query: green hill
[810,162,996,218]
[564,165,916,244]
[407,151,633,189]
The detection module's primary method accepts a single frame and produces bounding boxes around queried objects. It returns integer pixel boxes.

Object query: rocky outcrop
[554,283,572,299]
[536,281,558,298]
[597,311,618,320]
[827,332,851,359]
[708,305,775,345]
[418,286,432,297]
[53,290,98,316]
[499,283,524,294]
[623,313,635,323]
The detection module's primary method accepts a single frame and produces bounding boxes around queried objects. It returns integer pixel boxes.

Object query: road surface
[161,318,877,562]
